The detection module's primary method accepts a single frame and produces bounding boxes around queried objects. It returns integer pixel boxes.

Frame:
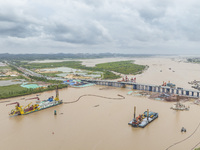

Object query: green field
[0,66,10,70]
[17,60,146,79]
[0,84,68,99]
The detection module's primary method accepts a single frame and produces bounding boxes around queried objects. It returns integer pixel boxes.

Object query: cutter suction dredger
[6,87,63,116]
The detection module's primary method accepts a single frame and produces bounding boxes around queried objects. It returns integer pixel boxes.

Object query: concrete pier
[81,79,200,98]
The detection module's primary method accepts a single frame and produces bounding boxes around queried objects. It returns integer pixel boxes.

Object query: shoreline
[2,85,200,150]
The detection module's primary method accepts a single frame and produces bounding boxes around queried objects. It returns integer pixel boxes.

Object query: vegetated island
[18,60,147,79]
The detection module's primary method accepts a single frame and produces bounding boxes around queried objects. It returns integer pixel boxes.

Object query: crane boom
[26,97,40,101]
[6,102,20,107]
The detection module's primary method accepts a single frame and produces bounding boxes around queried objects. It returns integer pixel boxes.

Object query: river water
[1,57,200,150]
[0,85,200,150]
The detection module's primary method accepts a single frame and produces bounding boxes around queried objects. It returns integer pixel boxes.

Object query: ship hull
[24,100,63,115]
[9,100,63,116]
[128,111,158,128]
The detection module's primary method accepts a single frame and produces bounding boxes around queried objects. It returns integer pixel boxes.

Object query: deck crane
[26,97,40,103]
[6,102,24,115]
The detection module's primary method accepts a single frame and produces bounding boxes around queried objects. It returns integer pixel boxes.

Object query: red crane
[25,97,40,101]
[6,102,20,107]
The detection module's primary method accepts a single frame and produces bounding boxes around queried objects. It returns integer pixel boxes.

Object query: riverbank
[0,84,68,99]
[1,85,200,150]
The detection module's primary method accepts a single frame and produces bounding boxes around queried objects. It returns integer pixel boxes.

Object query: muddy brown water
[0,86,200,150]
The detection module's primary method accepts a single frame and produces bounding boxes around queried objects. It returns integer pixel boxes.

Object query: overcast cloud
[0,0,200,54]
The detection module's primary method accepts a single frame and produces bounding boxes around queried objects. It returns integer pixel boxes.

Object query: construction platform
[128,111,158,128]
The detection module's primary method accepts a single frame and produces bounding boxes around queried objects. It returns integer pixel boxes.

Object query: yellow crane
[6,102,24,115]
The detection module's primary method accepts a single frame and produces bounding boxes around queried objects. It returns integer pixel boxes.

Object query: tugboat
[170,95,189,111]
[6,87,63,116]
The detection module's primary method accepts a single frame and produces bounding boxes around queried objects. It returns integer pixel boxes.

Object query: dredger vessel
[6,87,62,116]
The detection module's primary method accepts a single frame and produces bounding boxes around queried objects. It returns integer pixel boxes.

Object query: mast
[134,106,136,120]
[54,86,59,101]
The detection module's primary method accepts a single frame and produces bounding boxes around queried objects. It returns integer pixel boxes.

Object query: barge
[128,107,158,128]
[6,87,62,116]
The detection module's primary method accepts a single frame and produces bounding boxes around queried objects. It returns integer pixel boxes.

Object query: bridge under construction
[81,79,200,98]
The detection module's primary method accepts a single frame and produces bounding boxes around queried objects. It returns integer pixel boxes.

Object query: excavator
[131,114,143,127]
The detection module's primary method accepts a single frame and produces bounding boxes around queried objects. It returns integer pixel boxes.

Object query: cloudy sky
[0,0,200,54]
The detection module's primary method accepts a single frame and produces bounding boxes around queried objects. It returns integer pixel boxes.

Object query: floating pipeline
[166,121,200,150]
[64,94,125,104]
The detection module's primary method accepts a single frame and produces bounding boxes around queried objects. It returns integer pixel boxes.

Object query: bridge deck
[81,79,200,98]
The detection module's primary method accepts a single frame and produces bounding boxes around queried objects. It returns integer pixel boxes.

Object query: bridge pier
[141,85,144,90]
[176,89,179,94]
[145,86,148,91]
[149,86,152,92]
[171,89,174,94]
[158,87,161,92]
[133,84,137,89]
[191,91,194,97]
[121,83,126,88]
[81,79,200,98]
[153,87,157,92]
[181,90,184,95]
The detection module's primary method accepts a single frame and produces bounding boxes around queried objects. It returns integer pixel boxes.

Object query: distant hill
[0,53,156,61]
